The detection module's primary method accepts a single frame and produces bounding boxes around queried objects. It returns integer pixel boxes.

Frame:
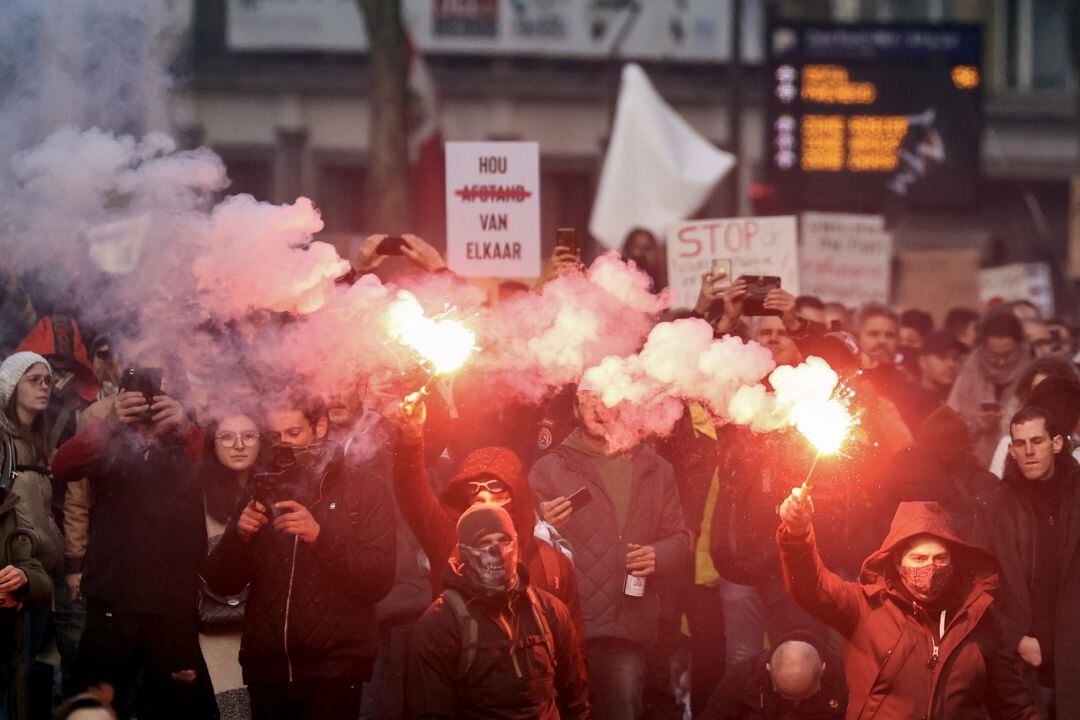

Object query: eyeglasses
[21,374,53,389]
[215,432,261,449]
[467,478,507,496]
[94,348,112,361]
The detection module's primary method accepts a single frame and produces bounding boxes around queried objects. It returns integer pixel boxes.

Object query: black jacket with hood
[203,442,396,685]
[393,437,585,640]
[406,563,589,720]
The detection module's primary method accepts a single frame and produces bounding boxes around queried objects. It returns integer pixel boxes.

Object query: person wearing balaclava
[776,496,1040,719]
[406,504,588,720]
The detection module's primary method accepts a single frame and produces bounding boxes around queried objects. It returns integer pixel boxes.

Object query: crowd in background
[0,227,1077,720]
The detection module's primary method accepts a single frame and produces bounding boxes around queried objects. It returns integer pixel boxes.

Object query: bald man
[702,632,846,719]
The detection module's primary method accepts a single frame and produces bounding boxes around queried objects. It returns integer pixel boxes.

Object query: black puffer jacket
[406,563,589,720]
[203,443,396,684]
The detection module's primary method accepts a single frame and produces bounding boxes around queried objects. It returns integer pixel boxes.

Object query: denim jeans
[586,638,646,720]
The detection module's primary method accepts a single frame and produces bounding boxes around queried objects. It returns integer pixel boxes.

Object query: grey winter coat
[529,441,690,646]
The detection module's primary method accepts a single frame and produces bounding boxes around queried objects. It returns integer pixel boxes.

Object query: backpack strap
[442,588,480,677]
[1,434,14,493]
[525,586,556,665]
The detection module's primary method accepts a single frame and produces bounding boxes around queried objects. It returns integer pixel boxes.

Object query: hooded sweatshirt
[393,437,585,640]
[778,501,1039,720]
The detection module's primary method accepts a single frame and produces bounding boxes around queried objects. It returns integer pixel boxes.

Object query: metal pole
[729,0,744,215]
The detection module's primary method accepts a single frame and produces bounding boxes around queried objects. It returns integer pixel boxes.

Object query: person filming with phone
[706,272,804,367]
[51,347,218,719]
[203,392,395,720]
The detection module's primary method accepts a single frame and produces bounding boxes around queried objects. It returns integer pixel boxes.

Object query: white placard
[665,216,799,311]
[799,212,892,307]
[979,263,1055,318]
[445,141,540,278]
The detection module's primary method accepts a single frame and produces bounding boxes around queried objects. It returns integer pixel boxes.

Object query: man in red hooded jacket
[777,495,1038,719]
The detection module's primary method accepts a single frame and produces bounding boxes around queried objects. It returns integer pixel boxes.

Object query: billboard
[766,24,982,211]
[226,0,766,63]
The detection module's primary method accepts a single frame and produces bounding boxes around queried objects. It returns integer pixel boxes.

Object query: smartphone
[376,236,407,256]
[565,486,593,512]
[556,228,578,255]
[739,275,782,316]
[980,402,1001,413]
[711,258,732,291]
[119,367,163,401]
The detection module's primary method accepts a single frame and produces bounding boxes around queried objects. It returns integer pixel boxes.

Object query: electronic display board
[767,24,982,211]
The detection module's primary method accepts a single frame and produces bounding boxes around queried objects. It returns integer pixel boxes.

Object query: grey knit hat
[0,352,51,408]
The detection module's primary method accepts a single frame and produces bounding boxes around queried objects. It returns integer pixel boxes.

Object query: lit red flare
[385,292,478,375]
[792,397,854,456]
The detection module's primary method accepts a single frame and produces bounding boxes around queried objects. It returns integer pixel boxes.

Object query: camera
[740,275,782,316]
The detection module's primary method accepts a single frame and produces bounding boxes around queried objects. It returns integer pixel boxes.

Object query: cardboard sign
[979,263,1055,318]
[665,216,799,311]
[896,249,981,324]
[800,212,892,306]
[445,142,541,278]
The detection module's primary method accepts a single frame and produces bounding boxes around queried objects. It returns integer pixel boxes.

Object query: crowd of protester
[0,228,1077,720]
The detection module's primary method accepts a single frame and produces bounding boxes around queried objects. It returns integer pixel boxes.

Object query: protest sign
[800,212,892,306]
[979,262,1055,317]
[896,249,980,324]
[665,216,799,311]
[445,141,541,278]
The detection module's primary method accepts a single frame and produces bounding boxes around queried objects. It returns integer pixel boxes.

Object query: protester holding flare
[777,492,1040,719]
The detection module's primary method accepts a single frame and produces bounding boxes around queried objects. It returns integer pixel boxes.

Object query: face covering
[899,564,954,601]
[459,540,518,595]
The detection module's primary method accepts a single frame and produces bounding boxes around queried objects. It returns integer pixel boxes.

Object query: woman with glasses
[199,413,261,720]
[0,351,60,718]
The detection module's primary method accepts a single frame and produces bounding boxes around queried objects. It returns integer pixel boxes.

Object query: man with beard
[203,393,396,719]
[532,386,690,720]
[948,310,1031,464]
[777,495,1039,718]
[406,504,588,719]
[976,405,1080,718]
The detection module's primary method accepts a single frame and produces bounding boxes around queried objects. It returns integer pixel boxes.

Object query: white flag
[589,64,736,250]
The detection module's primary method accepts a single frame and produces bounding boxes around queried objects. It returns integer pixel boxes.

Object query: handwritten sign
[445,141,541,278]
[665,216,799,311]
[799,212,892,306]
[979,263,1055,318]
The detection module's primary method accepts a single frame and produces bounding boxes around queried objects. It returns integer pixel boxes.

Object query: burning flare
[792,397,853,456]
[386,291,478,375]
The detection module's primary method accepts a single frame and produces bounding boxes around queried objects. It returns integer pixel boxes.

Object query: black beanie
[457,503,517,547]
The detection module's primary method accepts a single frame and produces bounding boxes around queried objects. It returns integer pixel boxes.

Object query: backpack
[0,432,49,493]
[441,585,557,678]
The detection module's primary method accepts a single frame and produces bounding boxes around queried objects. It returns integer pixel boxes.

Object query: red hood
[859,501,998,599]
[439,446,536,545]
[17,316,98,402]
